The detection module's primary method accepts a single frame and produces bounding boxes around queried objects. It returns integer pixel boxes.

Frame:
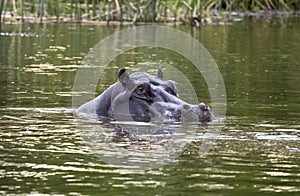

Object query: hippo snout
[181,103,213,123]
[197,103,214,122]
[150,102,213,123]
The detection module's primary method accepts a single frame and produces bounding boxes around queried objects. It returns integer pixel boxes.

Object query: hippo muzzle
[77,68,214,123]
[149,101,213,123]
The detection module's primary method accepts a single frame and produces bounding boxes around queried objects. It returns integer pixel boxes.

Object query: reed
[0,0,299,23]
[0,0,5,22]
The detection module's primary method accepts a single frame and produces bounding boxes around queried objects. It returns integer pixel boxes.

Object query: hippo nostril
[199,103,209,111]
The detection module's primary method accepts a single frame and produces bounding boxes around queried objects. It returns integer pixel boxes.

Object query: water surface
[0,18,299,195]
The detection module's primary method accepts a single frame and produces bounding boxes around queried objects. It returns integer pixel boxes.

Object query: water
[0,17,300,195]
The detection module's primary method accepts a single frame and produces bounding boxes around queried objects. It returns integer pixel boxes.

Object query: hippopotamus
[77,68,213,123]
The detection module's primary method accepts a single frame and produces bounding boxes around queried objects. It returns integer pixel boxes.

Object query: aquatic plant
[0,0,299,23]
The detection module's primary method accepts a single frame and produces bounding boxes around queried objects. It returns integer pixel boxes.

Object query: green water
[0,17,299,195]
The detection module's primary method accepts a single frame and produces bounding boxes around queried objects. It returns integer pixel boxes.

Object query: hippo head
[109,68,213,123]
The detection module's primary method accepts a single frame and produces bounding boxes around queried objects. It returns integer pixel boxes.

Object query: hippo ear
[157,68,163,80]
[118,68,129,86]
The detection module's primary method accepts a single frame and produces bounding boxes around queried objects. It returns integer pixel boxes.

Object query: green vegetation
[0,0,299,24]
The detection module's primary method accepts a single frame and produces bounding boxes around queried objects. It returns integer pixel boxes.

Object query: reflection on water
[0,18,300,194]
[1,107,299,194]
[77,117,222,170]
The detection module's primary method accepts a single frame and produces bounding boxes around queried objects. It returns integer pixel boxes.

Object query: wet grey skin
[77,68,214,123]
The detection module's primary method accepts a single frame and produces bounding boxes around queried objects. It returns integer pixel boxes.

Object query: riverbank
[1,10,300,26]
[1,18,300,195]
[1,0,300,26]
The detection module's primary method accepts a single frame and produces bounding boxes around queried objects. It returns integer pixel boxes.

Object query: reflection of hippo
[77,68,213,123]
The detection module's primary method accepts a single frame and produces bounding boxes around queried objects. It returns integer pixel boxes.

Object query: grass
[0,0,299,24]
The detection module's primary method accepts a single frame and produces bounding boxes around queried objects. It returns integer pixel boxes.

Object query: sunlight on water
[1,19,300,195]
[1,106,299,194]
[0,32,39,37]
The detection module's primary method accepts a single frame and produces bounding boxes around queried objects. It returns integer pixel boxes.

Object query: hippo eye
[135,84,152,101]
[137,85,145,95]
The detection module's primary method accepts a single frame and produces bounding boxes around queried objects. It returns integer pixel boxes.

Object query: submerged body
[77,69,213,123]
